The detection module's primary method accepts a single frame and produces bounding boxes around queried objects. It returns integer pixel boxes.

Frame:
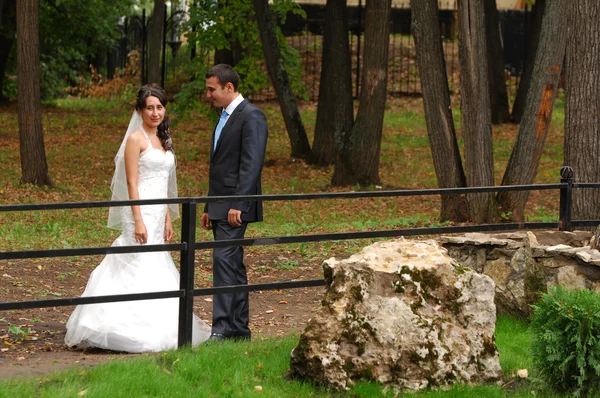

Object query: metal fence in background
[106,2,532,102]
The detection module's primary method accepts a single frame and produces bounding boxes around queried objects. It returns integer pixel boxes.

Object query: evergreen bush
[530,286,600,397]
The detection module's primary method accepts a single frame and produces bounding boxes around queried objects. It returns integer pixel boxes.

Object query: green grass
[496,315,532,376]
[0,94,567,256]
[0,316,568,397]
[47,97,130,112]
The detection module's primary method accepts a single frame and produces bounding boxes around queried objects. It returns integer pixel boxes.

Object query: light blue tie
[213,110,228,151]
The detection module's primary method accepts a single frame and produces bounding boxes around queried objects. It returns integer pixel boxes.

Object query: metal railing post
[559,166,573,231]
[178,201,197,347]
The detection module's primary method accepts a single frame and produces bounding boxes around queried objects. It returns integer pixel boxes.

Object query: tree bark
[332,0,391,186]
[310,0,353,166]
[17,0,51,186]
[497,0,567,221]
[253,0,311,159]
[214,38,242,67]
[458,0,497,223]
[512,0,546,124]
[564,0,600,222]
[148,0,165,84]
[485,0,511,124]
[411,0,469,221]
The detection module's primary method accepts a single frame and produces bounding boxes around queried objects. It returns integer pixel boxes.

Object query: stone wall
[440,231,600,317]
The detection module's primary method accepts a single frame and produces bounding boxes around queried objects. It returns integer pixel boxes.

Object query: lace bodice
[121,130,175,244]
[137,142,175,199]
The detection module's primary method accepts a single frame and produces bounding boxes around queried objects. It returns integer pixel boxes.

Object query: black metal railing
[1,166,598,347]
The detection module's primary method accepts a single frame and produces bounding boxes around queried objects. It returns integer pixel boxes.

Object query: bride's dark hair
[135,84,174,152]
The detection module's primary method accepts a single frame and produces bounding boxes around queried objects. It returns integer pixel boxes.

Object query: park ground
[0,96,564,380]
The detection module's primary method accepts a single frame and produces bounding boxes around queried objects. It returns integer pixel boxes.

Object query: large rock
[290,239,502,391]
[440,231,600,316]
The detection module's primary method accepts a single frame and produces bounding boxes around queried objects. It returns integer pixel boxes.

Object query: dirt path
[0,250,330,380]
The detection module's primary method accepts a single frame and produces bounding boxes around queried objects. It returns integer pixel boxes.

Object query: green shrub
[530,286,600,397]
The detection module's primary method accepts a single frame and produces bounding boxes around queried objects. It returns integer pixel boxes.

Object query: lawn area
[0,95,566,254]
[0,96,568,394]
[0,315,567,397]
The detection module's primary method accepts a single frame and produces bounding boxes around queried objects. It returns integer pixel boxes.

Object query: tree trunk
[148,0,165,84]
[214,32,243,67]
[564,0,600,222]
[497,0,567,221]
[411,0,469,221]
[253,0,311,159]
[485,0,511,124]
[17,0,51,186]
[332,0,391,186]
[310,0,353,166]
[512,0,546,123]
[458,0,497,223]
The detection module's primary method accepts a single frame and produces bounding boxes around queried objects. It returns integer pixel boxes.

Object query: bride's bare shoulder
[125,130,147,152]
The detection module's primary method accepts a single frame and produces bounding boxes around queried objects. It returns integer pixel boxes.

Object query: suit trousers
[211,220,250,338]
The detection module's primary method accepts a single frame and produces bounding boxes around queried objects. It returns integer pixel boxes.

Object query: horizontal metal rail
[0,183,565,213]
[1,222,559,261]
[0,290,184,311]
[0,280,326,311]
[0,243,185,261]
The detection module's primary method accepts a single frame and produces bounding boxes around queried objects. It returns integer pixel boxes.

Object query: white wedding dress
[65,131,210,353]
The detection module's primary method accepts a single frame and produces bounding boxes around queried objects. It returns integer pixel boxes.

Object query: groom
[201,64,268,342]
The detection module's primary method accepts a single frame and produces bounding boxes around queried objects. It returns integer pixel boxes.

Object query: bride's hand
[134,220,148,244]
[164,219,174,242]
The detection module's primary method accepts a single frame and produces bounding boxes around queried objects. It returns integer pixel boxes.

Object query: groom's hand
[228,209,242,227]
[201,212,212,230]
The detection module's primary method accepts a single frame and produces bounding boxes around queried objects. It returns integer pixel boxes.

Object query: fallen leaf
[517,369,528,379]
[16,356,26,361]
[257,362,263,369]
[254,386,263,392]
[204,298,212,302]
[265,310,274,314]
[0,348,8,352]
[279,300,288,304]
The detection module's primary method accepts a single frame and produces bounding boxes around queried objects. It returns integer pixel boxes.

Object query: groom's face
[206,76,234,108]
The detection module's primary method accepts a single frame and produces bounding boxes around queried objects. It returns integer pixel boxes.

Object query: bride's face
[139,95,165,129]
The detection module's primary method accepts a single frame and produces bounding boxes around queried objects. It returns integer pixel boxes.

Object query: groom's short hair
[206,64,239,92]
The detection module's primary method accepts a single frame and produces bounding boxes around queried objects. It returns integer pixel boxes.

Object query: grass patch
[0,316,568,397]
[0,96,564,262]
[47,97,130,112]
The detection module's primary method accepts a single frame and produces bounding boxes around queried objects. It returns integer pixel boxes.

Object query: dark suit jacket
[204,99,268,223]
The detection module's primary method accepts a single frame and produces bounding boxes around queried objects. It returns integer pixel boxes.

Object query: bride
[65,85,210,352]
